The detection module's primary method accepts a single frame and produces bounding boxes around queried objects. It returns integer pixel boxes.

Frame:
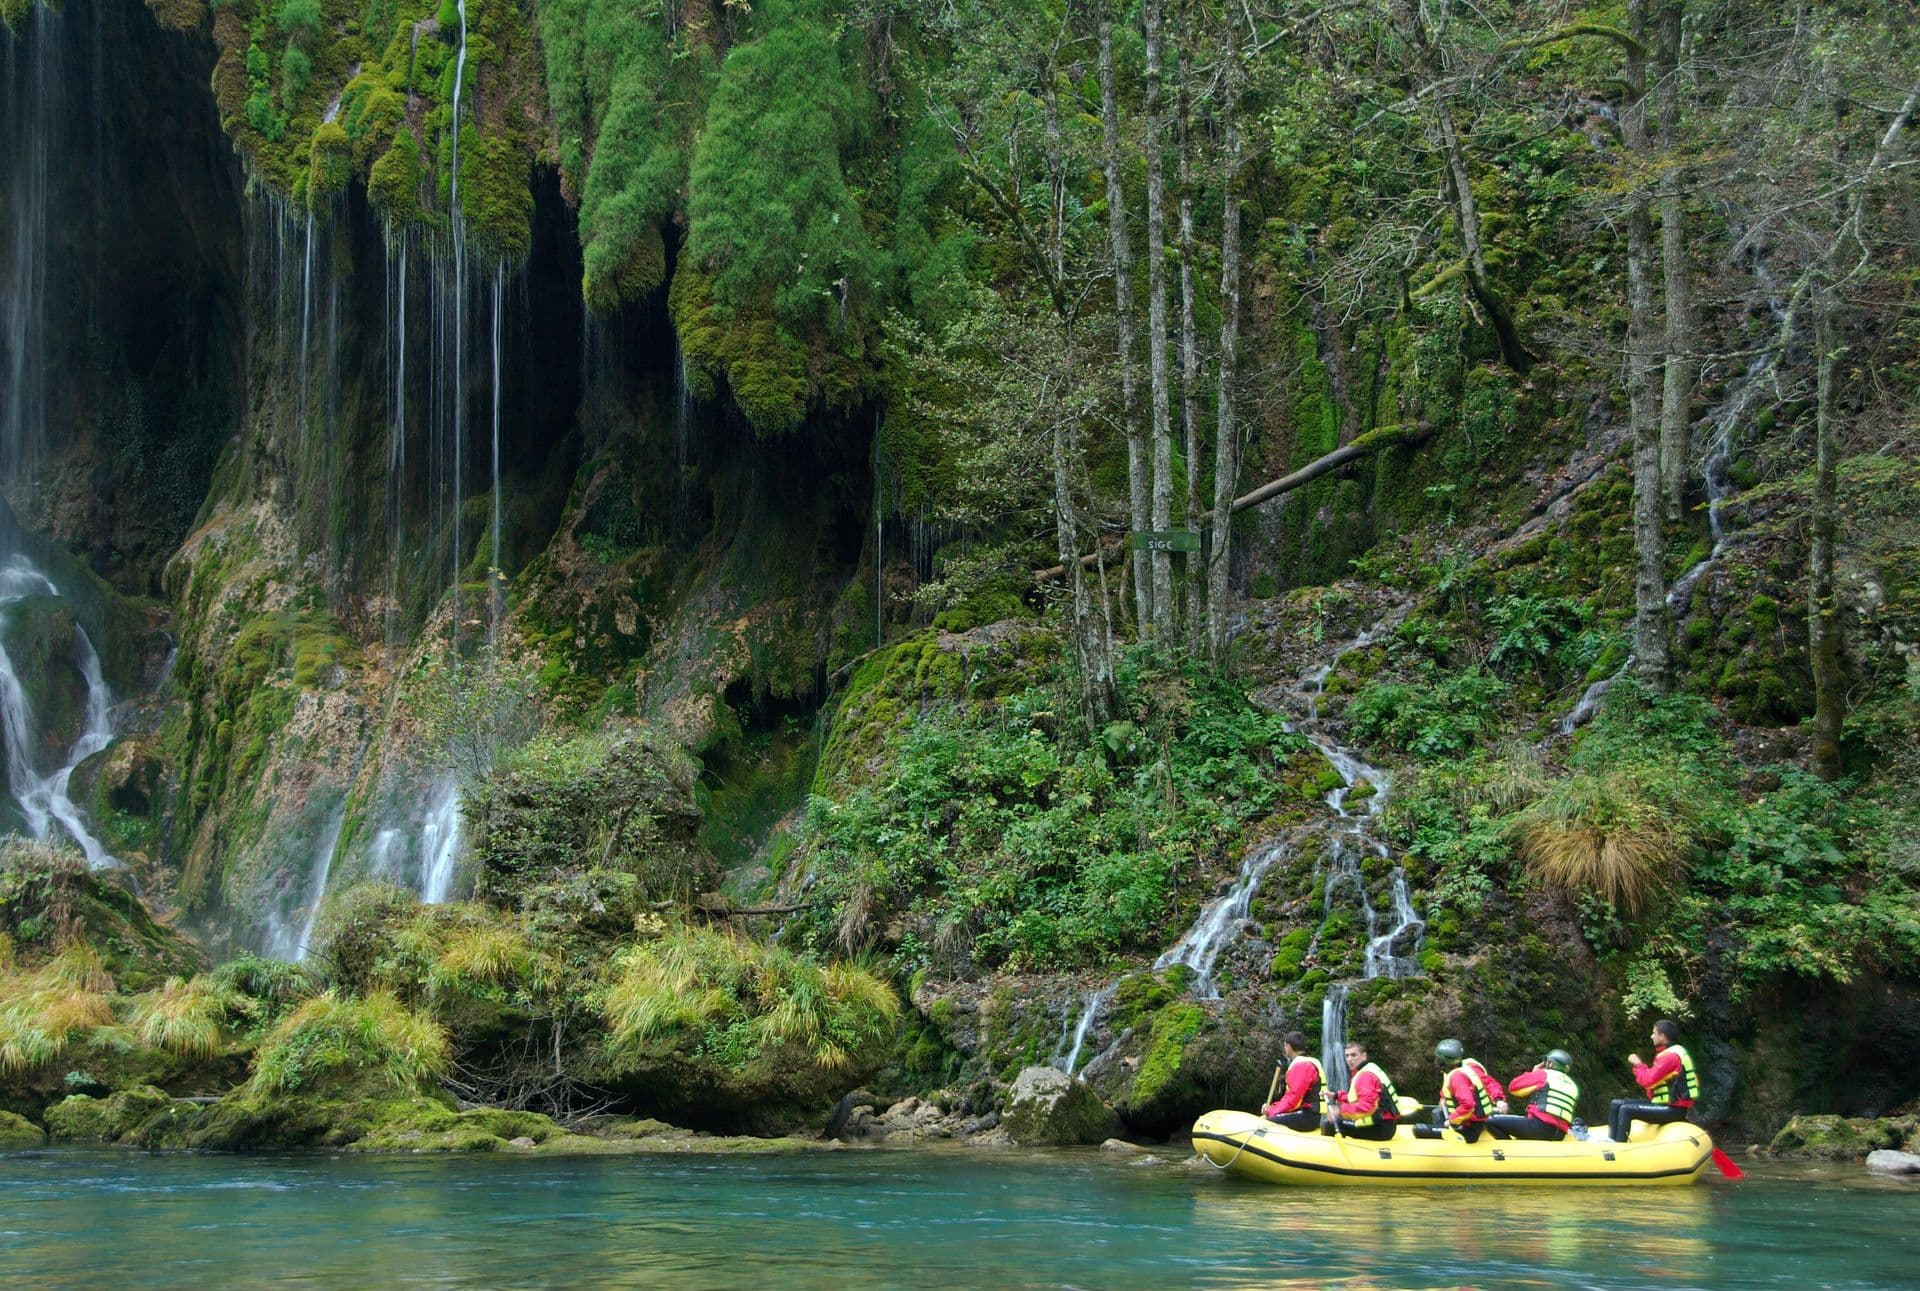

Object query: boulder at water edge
[0,1110,46,1150]
[1001,1066,1119,1146]
[1865,1150,1920,1176]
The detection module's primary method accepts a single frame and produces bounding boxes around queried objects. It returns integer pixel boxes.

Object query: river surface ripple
[0,1149,1913,1288]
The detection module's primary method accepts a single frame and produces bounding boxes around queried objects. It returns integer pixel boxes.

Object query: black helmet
[1435,1038,1464,1064]
[1544,1049,1573,1071]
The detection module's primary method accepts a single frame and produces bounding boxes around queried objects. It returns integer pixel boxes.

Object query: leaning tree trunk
[1206,32,1245,659]
[1176,34,1203,642]
[1625,0,1671,691]
[1656,0,1695,523]
[1808,283,1842,779]
[1098,7,1151,631]
[1435,106,1535,374]
[1142,0,1175,639]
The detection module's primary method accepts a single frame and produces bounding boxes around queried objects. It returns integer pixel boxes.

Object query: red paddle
[1711,1147,1745,1179]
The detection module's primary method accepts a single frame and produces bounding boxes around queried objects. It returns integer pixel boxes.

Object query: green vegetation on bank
[796,639,1321,972]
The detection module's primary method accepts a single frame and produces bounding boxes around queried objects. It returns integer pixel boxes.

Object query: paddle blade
[1711,1147,1746,1179]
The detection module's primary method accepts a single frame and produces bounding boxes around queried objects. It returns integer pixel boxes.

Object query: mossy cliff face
[1,0,244,595]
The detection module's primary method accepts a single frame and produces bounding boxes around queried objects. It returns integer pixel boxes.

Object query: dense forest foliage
[1,0,1916,1152]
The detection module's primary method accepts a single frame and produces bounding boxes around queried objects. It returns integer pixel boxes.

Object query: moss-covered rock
[1768,1113,1920,1162]
[0,1109,46,1150]
[45,1085,174,1142]
[1000,1065,1119,1146]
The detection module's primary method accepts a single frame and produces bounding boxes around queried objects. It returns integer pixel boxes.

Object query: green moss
[0,1109,45,1150]
[1131,1002,1204,1107]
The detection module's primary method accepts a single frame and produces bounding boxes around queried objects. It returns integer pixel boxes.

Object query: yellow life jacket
[1649,1043,1700,1105]
[1529,1068,1580,1125]
[1287,1055,1326,1114]
[1441,1060,1493,1123]
[1348,1061,1401,1127]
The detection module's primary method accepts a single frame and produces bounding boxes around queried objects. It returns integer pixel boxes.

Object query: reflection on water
[0,1148,1915,1289]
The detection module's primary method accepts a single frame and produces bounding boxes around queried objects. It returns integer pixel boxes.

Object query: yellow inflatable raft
[1191,1110,1713,1186]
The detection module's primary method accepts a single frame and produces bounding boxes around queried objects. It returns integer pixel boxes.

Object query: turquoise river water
[1,1147,1914,1288]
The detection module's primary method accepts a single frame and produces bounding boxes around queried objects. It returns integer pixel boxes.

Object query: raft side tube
[1191,1110,1712,1186]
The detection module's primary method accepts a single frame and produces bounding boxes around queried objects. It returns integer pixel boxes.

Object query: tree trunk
[1176,31,1203,642]
[1142,0,1175,639]
[1625,0,1671,691]
[1808,283,1842,779]
[1045,66,1112,722]
[1435,106,1535,374]
[1206,31,1244,659]
[1098,7,1151,631]
[1656,0,1694,523]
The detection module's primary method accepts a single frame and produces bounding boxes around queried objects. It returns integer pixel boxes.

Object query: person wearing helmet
[1412,1038,1505,1143]
[1260,1032,1325,1131]
[1489,1050,1581,1141]
[1608,1019,1699,1142]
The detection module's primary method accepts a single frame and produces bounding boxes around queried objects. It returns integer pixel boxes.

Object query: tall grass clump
[132,976,227,1060]
[251,990,450,1096]
[0,943,116,1075]
[603,925,898,1073]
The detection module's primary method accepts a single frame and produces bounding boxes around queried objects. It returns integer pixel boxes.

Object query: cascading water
[0,557,118,869]
[419,776,464,904]
[1556,238,1786,736]
[1054,983,1116,1075]
[1151,838,1291,999]
[1055,628,1420,1078]
[264,805,346,962]
[489,261,504,615]
[2,2,59,492]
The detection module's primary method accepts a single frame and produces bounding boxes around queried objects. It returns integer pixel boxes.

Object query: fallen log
[1034,421,1431,582]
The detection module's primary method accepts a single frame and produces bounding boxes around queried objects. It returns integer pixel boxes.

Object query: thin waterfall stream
[0,556,119,870]
[1055,625,1420,1079]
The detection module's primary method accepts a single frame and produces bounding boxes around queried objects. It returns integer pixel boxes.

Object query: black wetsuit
[1487,1113,1565,1141]
[1326,1117,1397,1141]
[1264,1109,1322,1132]
[1608,1100,1688,1142]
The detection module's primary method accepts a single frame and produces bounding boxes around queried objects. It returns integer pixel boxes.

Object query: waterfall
[1152,838,1290,999]
[1294,626,1424,1071]
[489,261,503,608]
[1321,984,1351,1093]
[265,805,345,962]
[385,234,409,642]
[1054,983,1117,1075]
[0,556,118,869]
[1051,627,1421,1077]
[2,2,59,491]
[419,776,463,903]
[367,828,403,879]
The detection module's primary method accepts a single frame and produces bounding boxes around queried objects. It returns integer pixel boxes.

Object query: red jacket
[1506,1067,1569,1131]
[1633,1045,1693,1106]
[1441,1067,1493,1124]
[1466,1058,1505,1103]
[1336,1067,1394,1119]
[1272,1056,1322,1114]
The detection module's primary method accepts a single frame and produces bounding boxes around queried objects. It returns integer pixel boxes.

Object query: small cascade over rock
[0,555,119,869]
[1052,624,1420,1078]
[1556,234,1785,736]
[1289,624,1424,1083]
[419,775,465,904]
[1151,838,1290,999]
[263,804,346,962]
[1,2,58,492]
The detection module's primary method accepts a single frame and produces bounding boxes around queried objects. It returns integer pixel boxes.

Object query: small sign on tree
[1129,530,1201,554]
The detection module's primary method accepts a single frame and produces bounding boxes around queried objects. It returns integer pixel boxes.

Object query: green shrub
[251,990,450,1096]
[1348,669,1510,758]
[603,925,898,1075]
